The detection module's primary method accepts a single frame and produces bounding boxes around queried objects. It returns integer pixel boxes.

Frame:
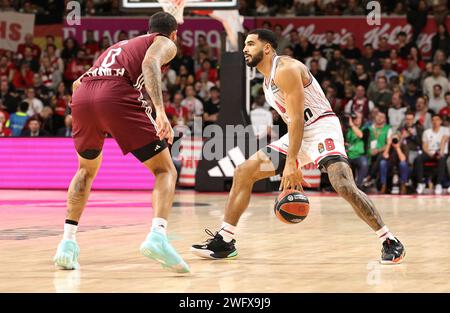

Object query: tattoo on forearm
[327,161,384,230]
[143,61,163,110]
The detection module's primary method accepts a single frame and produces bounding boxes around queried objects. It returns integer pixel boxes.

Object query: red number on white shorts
[325,138,335,151]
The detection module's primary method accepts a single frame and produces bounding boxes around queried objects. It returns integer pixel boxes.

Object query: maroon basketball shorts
[71,76,167,162]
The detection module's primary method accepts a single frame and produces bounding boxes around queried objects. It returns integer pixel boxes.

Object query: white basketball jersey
[262,55,335,127]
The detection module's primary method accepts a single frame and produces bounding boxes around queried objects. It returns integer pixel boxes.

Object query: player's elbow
[142,56,160,72]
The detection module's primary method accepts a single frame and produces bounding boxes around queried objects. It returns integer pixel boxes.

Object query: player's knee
[234,162,256,183]
[153,163,178,182]
[334,182,355,198]
[78,167,96,180]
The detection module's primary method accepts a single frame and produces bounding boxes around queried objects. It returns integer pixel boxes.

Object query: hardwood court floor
[0,189,449,292]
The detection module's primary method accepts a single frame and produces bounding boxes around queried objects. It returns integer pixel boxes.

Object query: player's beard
[245,50,264,68]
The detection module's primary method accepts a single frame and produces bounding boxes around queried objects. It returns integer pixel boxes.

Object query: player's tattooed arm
[326,161,384,230]
[142,36,177,112]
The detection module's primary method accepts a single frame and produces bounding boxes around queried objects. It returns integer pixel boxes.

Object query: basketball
[274,190,310,224]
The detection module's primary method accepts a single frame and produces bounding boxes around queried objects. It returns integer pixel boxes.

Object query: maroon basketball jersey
[83,33,167,87]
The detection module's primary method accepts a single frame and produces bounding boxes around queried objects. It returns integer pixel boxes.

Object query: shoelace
[203,228,222,243]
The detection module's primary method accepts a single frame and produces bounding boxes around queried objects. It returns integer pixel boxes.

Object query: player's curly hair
[248,29,278,50]
[149,12,178,36]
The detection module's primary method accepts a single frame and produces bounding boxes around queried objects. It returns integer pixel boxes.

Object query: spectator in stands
[374,36,390,60]
[369,76,392,113]
[431,24,450,58]
[389,49,407,74]
[402,55,421,86]
[400,110,424,164]
[84,0,97,16]
[429,84,447,114]
[250,95,273,141]
[118,30,128,42]
[32,73,51,106]
[406,0,428,43]
[395,31,414,59]
[195,35,213,64]
[35,106,62,135]
[181,85,203,126]
[195,59,218,83]
[342,34,361,64]
[45,44,64,73]
[319,30,339,60]
[375,58,399,82]
[56,114,73,137]
[294,35,314,62]
[0,55,14,82]
[414,96,433,129]
[423,64,449,98]
[439,92,450,125]
[64,49,89,84]
[305,49,328,71]
[83,30,99,61]
[432,49,450,77]
[359,44,381,76]
[203,86,221,129]
[409,46,426,70]
[166,92,190,127]
[379,129,410,194]
[432,24,450,58]
[345,112,368,189]
[350,63,370,90]
[171,43,194,75]
[0,110,10,136]
[61,37,79,63]
[0,79,19,114]
[326,49,352,83]
[309,59,326,84]
[12,62,34,91]
[273,24,290,54]
[326,84,343,116]
[17,33,41,61]
[24,87,43,116]
[255,0,270,15]
[7,101,29,136]
[52,82,69,117]
[40,56,62,90]
[343,0,365,15]
[21,46,39,73]
[364,111,392,188]
[415,114,449,194]
[20,117,49,137]
[344,85,374,122]
[404,80,421,111]
[388,92,407,132]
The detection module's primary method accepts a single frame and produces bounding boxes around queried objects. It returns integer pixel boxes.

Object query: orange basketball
[274,190,310,224]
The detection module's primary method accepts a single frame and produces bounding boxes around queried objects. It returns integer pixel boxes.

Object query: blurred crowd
[1,0,450,194]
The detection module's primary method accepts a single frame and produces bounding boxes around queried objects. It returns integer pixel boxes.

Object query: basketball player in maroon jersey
[191,29,405,264]
[53,12,189,273]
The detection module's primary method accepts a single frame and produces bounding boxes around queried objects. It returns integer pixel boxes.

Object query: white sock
[376,225,396,242]
[151,217,168,235]
[63,223,78,241]
[218,222,236,243]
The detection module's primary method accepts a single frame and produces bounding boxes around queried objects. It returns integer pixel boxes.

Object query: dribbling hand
[280,160,311,192]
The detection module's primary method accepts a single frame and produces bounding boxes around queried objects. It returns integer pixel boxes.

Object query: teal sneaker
[53,239,80,270]
[140,230,190,273]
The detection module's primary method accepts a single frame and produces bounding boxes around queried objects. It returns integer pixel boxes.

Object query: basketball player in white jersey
[191,29,405,264]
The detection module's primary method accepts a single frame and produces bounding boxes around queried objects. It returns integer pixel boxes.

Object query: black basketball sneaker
[190,229,238,259]
[381,237,406,264]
